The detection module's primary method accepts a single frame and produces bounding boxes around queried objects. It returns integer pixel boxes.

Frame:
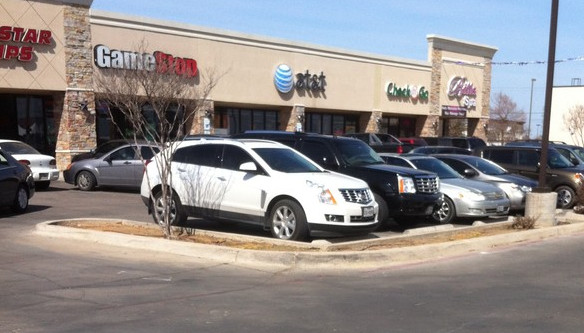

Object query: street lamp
[528,78,536,139]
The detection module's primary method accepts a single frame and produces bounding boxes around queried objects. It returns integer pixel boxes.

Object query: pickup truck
[344,133,416,153]
[232,131,443,226]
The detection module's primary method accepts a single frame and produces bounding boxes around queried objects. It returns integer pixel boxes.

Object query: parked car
[379,153,510,224]
[0,139,59,190]
[433,154,537,211]
[64,141,160,191]
[399,137,428,147]
[344,133,415,153]
[141,138,379,241]
[232,131,442,226]
[476,146,583,208]
[409,145,472,155]
[0,148,35,213]
[421,136,487,152]
[506,141,584,167]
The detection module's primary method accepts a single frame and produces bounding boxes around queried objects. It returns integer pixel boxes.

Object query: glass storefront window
[215,107,279,135]
[305,112,358,135]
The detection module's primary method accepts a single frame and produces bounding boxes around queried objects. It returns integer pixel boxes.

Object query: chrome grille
[339,189,372,204]
[415,176,439,194]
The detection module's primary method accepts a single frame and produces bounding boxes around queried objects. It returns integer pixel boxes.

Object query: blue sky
[92,0,584,134]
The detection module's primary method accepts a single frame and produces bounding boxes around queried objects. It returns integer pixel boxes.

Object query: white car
[141,138,378,241]
[0,139,59,190]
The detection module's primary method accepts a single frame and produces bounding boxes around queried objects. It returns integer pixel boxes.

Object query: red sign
[0,26,52,62]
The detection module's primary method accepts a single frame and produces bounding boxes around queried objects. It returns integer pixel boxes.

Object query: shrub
[511,215,537,229]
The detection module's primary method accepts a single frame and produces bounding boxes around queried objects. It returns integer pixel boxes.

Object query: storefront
[0,0,497,171]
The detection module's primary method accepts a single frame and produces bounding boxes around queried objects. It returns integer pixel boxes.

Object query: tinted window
[221,145,255,171]
[109,146,137,160]
[0,141,40,154]
[173,144,222,167]
[517,150,539,167]
[450,138,467,149]
[410,158,461,179]
[140,146,159,160]
[298,140,337,167]
[332,139,384,166]
[488,149,514,164]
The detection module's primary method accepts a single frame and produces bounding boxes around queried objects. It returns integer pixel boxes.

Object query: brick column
[55,3,96,170]
[421,48,443,137]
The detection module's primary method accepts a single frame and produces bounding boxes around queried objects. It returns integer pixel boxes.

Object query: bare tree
[563,105,584,146]
[488,92,526,144]
[93,41,219,238]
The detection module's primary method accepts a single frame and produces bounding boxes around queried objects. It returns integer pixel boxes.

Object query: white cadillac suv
[141,138,378,241]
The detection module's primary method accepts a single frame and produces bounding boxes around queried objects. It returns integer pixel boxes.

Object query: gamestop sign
[94,44,198,77]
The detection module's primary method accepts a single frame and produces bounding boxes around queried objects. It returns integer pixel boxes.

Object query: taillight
[50,159,56,166]
[397,145,403,154]
[143,159,152,174]
[18,159,30,166]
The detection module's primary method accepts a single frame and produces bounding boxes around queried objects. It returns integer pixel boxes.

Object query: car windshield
[570,147,584,162]
[411,158,462,179]
[334,140,385,166]
[548,149,574,168]
[465,157,507,175]
[253,147,322,173]
[0,141,40,154]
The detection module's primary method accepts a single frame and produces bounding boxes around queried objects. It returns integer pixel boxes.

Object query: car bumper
[304,202,379,234]
[453,197,511,218]
[63,169,75,185]
[33,168,60,182]
[386,192,443,217]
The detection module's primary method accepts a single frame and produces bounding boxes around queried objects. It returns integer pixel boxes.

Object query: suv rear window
[488,149,514,164]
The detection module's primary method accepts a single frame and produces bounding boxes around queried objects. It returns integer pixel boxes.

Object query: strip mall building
[1,0,498,170]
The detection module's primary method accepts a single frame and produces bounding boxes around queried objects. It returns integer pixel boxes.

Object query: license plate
[497,205,505,212]
[362,206,374,217]
[39,173,49,180]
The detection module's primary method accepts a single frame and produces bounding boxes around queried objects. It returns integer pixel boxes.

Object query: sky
[91,0,584,137]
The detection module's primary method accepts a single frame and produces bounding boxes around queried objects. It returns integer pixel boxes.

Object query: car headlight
[397,175,416,194]
[458,189,485,201]
[575,173,584,184]
[520,185,532,193]
[306,180,338,205]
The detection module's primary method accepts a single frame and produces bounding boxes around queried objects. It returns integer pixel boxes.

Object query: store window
[0,94,54,154]
[379,116,417,137]
[96,101,185,144]
[306,112,358,135]
[214,107,279,135]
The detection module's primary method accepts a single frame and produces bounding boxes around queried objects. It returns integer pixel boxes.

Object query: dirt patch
[58,220,538,252]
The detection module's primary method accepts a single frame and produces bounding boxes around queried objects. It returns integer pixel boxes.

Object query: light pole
[528,78,536,138]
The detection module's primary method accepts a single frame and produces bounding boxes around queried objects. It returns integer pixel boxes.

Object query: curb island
[34,209,584,269]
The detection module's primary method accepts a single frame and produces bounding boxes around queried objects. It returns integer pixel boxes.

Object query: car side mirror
[239,161,258,173]
[104,155,112,163]
[463,168,478,177]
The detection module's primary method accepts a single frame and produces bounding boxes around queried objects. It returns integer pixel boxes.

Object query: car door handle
[123,161,132,165]
[217,176,227,181]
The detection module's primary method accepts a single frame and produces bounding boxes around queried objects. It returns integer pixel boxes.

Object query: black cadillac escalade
[232,131,442,225]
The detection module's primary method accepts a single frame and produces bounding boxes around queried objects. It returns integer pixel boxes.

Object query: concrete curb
[34,212,584,269]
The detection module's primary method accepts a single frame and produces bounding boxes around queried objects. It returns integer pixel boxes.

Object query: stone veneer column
[476,57,493,138]
[55,3,96,171]
[362,110,381,133]
[421,48,443,137]
[188,100,214,134]
[287,104,305,132]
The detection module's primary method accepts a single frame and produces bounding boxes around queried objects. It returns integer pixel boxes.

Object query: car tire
[11,185,29,213]
[269,199,309,241]
[76,171,97,191]
[36,181,50,190]
[373,193,389,223]
[152,189,187,226]
[556,185,576,209]
[432,196,455,224]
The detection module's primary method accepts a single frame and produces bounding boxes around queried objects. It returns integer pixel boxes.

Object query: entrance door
[16,96,46,151]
